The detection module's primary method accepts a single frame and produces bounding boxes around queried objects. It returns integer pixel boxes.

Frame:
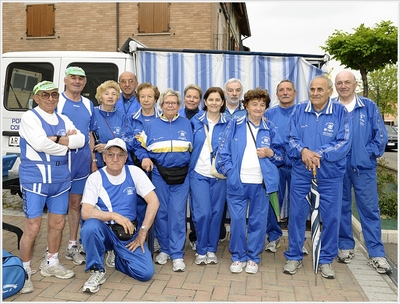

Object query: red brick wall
[2,2,223,53]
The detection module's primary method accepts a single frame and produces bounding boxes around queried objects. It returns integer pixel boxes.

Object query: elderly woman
[216,88,285,274]
[138,88,193,272]
[189,87,229,265]
[92,80,127,169]
[131,82,161,125]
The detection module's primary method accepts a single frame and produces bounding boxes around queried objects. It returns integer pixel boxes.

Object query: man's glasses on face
[37,92,60,100]
[105,152,126,160]
[119,79,137,85]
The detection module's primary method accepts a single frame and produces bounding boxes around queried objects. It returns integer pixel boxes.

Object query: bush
[377,158,398,218]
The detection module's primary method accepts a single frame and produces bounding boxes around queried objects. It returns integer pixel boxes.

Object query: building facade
[2,2,251,53]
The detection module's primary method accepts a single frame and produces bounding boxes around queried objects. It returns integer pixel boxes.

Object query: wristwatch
[55,135,61,143]
[92,159,98,162]
[140,225,149,232]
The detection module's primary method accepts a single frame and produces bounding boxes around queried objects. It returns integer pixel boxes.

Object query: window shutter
[26,4,55,37]
[138,2,169,34]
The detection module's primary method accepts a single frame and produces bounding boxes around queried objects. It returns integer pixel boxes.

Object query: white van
[1,51,135,174]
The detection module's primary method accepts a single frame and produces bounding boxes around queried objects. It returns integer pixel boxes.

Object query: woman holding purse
[189,87,229,265]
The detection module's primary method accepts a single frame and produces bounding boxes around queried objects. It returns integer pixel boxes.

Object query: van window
[4,62,54,111]
[67,62,119,106]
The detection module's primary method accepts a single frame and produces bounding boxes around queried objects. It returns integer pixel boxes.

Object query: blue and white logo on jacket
[323,122,335,137]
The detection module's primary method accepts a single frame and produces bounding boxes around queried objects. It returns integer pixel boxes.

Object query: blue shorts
[70,145,91,181]
[21,182,71,218]
[70,176,88,194]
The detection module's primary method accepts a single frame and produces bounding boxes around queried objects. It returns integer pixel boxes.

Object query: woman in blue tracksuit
[138,88,193,272]
[283,75,352,279]
[189,87,229,266]
[216,88,284,274]
[92,80,129,168]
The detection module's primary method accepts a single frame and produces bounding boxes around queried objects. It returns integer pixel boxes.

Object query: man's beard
[227,98,239,106]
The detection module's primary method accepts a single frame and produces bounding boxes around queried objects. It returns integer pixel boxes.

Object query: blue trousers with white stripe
[81,218,154,281]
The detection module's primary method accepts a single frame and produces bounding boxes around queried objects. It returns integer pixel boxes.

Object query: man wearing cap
[19,81,85,293]
[115,71,140,117]
[56,66,97,265]
[80,138,159,293]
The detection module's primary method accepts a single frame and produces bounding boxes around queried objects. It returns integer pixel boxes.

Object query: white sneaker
[172,258,186,272]
[265,237,281,252]
[245,260,258,274]
[82,269,106,293]
[230,261,246,273]
[195,253,207,265]
[302,246,309,255]
[189,241,196,251]
[155,252,170,265]
[65,245,86,265]
[20,267,35,294]
[105,250,115,268]
[40,261,75,279]
[206,252,218,264]
[368,257,393,274]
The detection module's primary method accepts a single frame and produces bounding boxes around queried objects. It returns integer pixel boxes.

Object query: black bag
[109,220,137,241]
[2,250,26,299]
[151,158,189,185]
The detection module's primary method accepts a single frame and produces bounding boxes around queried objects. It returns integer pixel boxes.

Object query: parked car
[385,125,398,150]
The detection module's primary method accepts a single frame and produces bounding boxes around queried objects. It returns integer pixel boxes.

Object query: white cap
[104,138,127,153]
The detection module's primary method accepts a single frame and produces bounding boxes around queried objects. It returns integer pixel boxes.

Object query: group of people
[18,67,392,295]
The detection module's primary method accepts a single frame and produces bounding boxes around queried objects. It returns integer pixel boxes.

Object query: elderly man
[56,66,97,266]
[283,75,351,279]
[80,138,159,293]
[224,78,246,120]
[116,71,140,117]
[19,81,85,293]
[334,70,392,275]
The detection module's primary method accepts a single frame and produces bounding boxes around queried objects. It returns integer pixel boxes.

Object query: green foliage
[321,20,398,97]
[377,158,398,218]
[367,64,398,118]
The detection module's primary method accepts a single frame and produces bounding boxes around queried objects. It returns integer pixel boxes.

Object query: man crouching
[80,138,159,293]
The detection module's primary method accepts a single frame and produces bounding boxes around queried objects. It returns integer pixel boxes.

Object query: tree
[321,21,398,97]
[367,64,398,118]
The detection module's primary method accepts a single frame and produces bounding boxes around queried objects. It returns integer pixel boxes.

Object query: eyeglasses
[119,79,137,85]
[37,92,60,100]
[163,101,178,106]
[105,152,126,160]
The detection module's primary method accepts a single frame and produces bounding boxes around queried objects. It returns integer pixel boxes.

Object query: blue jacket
[265,104,296,167]
[285,98,352,180]
[224,103,246,120]
[115,94,141,117]
[139,114,193,168]
[189,111,229,172]
[93,106,127,167]
[332,95,388,173]
[216,115,285,194]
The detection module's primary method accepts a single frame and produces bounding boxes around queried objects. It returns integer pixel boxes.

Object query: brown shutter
[26,4,55,37]
[138,2,169,33]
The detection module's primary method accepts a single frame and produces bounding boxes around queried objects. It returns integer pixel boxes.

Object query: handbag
[204,124,226,179]
[2,249,26,299]
[151,158,189,185]
[109,220,137,241]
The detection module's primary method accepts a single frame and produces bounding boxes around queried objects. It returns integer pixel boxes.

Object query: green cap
[65,66,86,77]
[33,81,59,95]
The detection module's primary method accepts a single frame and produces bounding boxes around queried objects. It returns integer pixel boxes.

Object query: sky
[244,1,399,93]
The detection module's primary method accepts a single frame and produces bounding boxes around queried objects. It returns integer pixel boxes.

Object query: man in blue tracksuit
[115,71,140,117]
[333,70,392,275]
[283,75,351,280]
[264,79,297,253]
[81,138,159,294]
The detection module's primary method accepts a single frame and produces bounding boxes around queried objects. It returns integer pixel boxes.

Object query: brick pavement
[2,210,397,302]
